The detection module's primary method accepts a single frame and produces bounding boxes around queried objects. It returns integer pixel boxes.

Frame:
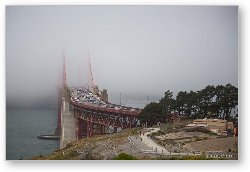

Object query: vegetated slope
[31,128,141,160]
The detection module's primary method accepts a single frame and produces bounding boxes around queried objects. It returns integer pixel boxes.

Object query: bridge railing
[70,100,141,116]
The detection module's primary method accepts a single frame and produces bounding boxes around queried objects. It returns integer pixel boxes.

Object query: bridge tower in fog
[55,52,68,136]
[88,53,95,93]
[63,53,67,90]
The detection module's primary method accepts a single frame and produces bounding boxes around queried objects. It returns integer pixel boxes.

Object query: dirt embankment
[183,137,238,152]
[152,121,238,155]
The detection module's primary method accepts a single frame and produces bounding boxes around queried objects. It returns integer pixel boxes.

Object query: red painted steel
[71,100,141,138]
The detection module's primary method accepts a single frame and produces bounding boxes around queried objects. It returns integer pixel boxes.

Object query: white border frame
[1,1,249,172]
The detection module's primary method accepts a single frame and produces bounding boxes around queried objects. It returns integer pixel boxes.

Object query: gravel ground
[74,133,160,159]
[129,135,153,150]
[183,137,238,152]
[156,131,215,140]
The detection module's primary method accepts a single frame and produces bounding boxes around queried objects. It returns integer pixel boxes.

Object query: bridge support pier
[114,127,117,133]
[86,121,92,137]
[77,118,88,138]
[101,125,105,134]
[74,110,78,138]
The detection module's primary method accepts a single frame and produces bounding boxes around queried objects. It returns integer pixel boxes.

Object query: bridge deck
[60,87,141,142]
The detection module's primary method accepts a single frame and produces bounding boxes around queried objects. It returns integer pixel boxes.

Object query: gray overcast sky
[6,5,238,108]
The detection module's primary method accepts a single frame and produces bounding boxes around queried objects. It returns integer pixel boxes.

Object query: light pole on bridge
[119,92,122,106]
[114,92,122,106]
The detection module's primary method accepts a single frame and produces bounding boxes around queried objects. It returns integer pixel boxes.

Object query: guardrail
[71,100,141,116]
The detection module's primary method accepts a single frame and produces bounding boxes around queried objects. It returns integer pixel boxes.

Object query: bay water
[6,98,151,160]
[6,109,60,160]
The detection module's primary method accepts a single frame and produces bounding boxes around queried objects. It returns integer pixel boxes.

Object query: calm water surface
[6,109,59,160]
[6,98,151,160]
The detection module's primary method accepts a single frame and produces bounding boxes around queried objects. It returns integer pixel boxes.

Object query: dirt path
[140,128,169,154]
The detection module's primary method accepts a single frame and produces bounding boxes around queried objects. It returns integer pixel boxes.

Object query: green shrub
[208,132,218,136]
[160,123,173,132]
[174,123,187,129]
[185,127,210,133]
[130,128,140,135]
[164,139,176,145]
[157,130,166,135]
[112,153,138,160]
[195,137,202,141]
[193,136,208,141]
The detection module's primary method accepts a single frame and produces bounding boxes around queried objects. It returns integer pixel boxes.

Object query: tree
[139,84,238,126]
[197,85,216,117]
[217,84,238,119]
[186,91,198,117]
[138,102,165,127]
[176,91,189,115]
[159,90,174,114]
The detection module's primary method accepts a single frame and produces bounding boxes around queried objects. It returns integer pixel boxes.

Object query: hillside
[31,128,148,160]
[31,125,237,160]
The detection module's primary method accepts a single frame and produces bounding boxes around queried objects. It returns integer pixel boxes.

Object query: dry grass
[30,128,140,160]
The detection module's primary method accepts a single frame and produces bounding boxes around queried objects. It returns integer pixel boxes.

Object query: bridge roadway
[60,87,141,148]
[60,98,77,149]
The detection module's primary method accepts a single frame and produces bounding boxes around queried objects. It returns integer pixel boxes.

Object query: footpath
[137,127,195,156]
[140,128,170,154]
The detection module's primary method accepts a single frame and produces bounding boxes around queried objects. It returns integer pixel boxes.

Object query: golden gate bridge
[43,52,142,147]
